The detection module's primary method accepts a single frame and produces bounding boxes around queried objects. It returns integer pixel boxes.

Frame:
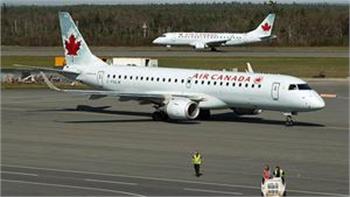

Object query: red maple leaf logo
[261,23,271,32]
[65,34,81,56]
[254,76,264,84]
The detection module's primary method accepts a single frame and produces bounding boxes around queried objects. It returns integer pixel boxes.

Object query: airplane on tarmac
[36,12,324,126]
[152,13,276,51]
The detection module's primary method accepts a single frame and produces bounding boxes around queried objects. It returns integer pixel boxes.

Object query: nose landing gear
[283,112,297,126]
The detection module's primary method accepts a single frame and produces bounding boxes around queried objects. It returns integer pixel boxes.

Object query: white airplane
[38,12,324,126]
[152,13,276,51]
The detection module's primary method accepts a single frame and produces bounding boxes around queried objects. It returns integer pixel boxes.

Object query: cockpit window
[160,34,166,37]
[298,84,312,90]
[288,84,297,90]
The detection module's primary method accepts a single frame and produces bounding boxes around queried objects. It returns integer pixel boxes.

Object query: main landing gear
[198,109,211,120]
[210,47,217,52]
[152,111,168,121]
[283,112,297,126]
[152,105,169,121]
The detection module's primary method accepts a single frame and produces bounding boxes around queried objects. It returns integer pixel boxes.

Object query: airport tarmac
[2,46,348,57]
[1,80,349,196]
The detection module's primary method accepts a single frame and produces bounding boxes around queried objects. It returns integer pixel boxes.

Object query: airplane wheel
[198,109,211,120]
[159,111,169,121]
[285,116,294,126]
[152,111,162,121]
[152,111,168,121]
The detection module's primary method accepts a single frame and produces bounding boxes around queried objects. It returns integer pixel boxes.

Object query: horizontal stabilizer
[14,64,79,80]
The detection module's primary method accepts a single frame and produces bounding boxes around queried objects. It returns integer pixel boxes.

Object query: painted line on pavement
[2,171,38,177]
[2,179,145,197]
[184,187,243,195]
[84,178,138,186]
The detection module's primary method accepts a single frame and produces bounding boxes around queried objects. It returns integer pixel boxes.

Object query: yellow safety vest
[192,154,202,165]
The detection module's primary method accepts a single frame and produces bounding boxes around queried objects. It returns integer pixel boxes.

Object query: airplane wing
[40,72,205,104]
[205,38,231,47]
[259,34,277,40]
[190,39,230,49]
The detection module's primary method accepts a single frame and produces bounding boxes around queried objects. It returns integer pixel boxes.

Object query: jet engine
[193,43,206,49]
[232,108,262,115]
[165,98,200,120]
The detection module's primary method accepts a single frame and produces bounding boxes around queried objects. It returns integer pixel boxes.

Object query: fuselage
[152,32,262,47]
[70,64,325,113]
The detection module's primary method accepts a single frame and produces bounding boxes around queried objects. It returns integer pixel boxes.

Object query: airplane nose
[311,97,325,110]
[152,38,159,44]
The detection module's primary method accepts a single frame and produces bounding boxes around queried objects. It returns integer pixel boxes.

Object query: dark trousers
[194,164,200,176]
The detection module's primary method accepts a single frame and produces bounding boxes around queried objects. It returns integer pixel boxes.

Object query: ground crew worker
[273,166,285,183]
[262,164,271,184]
[192,152,203,177]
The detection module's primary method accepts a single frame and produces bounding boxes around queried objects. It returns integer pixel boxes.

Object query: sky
[2,0,349,5]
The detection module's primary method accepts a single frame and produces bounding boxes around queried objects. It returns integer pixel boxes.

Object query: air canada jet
[36,12,324,126]
[152,13,276,51]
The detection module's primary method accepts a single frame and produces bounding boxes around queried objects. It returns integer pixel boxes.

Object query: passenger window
[207,81,211,85]
[113,75,116,79]
[118,75,121,79]
[163,78,166,82]
[232,83,235,87]
[245,84,248,88]
[156,78,160,82]
[195,80,198,84]
[201,81,205,85]
[168,78,171,82]
[175,79,178,83]
[136,76,138,80]
[124,76,127,79]
[146,77,149,81]
[130,76,132,80]
[213,81,217,85]
[107,74,110,78]
[226,82,229,86]
[140,76,143,80]
[252,84,255,88]
[239,83,242,87]
[151,77,154,81]
[220,82,223,86]
[181,79,185,83]
[289,84,297,90]
[258,84,262,88]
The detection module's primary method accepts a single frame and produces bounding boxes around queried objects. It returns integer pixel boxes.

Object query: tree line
[1,3,348,46]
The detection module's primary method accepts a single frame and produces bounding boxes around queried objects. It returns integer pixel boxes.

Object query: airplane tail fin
[248,13,276,38]
[58,12,105,66]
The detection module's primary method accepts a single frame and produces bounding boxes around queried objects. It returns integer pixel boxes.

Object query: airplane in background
[152,13,276,51]
[36,12,324,126]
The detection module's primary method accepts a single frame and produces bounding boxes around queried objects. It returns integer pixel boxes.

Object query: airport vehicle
[261,177,286,196]
[106,58,158,67]
[38,12,324,125]
[152,13,276,51]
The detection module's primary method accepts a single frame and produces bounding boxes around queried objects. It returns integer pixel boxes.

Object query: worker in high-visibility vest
[192,152,203,177]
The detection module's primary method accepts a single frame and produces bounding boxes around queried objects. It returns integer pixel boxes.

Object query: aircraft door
[97,71,104,87]
[271,82,280,100]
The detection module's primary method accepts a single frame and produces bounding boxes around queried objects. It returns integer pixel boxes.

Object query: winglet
[40,72,62,92]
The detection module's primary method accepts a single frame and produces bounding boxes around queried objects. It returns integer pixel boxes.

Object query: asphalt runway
[1,80,349,196]
[2,46,348,57]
